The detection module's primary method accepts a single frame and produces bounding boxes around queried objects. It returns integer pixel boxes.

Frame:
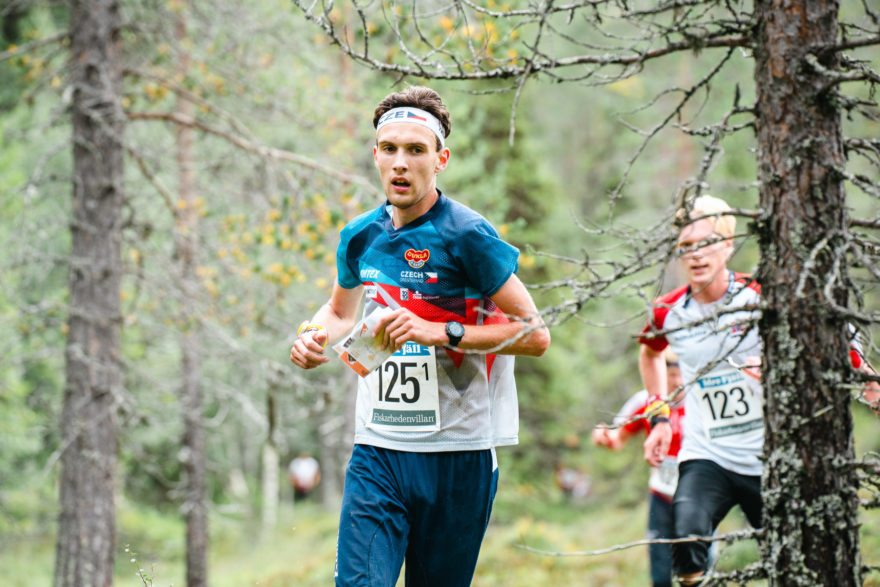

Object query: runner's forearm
[453,319,550,356]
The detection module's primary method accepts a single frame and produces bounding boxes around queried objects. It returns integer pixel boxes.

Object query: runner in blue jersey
[289,86,550,586]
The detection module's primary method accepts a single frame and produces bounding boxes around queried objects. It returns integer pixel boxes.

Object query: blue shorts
[335,444,499,587]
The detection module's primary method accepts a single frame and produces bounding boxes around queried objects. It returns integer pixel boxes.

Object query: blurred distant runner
[289,86,550,586]
[592,349,684,587]
[288,454,321,499]
[554,464,591,500]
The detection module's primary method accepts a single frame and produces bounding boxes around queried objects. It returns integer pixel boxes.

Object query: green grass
[0,487,758,587]
[6,404,880,586]
[5,488,880,586]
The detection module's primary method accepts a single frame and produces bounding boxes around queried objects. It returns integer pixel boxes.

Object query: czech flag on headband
[426,272,438,283]
[407,111,427,122]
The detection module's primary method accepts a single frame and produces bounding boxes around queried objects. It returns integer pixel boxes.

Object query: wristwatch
[445,321,465,347]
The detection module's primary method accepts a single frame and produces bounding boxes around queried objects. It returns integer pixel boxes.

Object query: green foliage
[0,79,70,521]
[3,0,880,583]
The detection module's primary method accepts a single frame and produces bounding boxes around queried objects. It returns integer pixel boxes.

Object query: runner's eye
[674,235,725,257]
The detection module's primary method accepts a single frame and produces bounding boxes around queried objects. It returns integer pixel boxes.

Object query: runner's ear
[435,148,450,173]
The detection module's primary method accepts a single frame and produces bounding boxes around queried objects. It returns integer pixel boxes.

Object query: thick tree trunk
[754,1,861,584]
[55,1,123,586]
[175,8,209,585]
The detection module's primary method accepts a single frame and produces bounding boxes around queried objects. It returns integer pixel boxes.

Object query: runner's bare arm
[591,426,630,451]
[639,344,668,399]
[640,344,671,466]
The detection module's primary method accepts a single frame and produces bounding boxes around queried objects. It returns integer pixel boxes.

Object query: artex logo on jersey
[405,249,430,269]
[360,268,381,280]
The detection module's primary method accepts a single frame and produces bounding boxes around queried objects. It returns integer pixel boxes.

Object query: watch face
[447,321,465,338]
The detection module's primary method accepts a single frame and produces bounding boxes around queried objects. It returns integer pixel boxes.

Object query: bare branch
[805,53,880,94]
[833,35,880,52]
[517,527,762,558]
[291,0,747,81]
[0,32,68,63]
[123,144,176,213]
[127,110,380,193]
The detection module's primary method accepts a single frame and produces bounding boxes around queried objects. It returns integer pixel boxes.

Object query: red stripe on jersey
[733,272,761,294]
[371,282,510,373]
[850,349,863,369]
[372,282,510,326]
[639,286,688,351]
[639,273,761,351]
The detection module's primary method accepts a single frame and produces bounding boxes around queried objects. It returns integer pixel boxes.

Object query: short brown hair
[373,86,451,150]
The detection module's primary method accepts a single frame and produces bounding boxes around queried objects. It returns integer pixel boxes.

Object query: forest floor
[7,481,880,586]
[5,410,880,585]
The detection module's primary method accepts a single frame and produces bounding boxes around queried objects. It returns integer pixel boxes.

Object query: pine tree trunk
[317,405,341,508]
[175,6,209,584]
[55,1,123,585]
[262,390,280,533]
[753,1,861,584]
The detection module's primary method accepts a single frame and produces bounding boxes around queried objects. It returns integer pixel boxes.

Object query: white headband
[376,107,445,148]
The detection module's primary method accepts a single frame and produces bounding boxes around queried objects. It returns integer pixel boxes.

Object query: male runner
[289,86,550,586]
[639,195,873,585]
[639,195,766,585]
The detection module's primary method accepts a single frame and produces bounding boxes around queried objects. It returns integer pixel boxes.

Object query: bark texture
[262,389,280,533]
[753,0,861,584]
[55,1,124,585]
[175,8,209,585]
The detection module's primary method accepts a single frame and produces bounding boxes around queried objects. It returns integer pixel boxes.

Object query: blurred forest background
[2,1,880,585]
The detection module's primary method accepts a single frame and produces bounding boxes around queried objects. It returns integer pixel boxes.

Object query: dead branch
[127,110,380,193]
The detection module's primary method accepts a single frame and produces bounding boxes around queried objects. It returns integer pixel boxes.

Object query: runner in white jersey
[639,195,873,586]
[638,195,766,586]
[289,86,550,587]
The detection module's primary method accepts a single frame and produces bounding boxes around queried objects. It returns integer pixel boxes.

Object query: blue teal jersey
[336,191,522,451]
[337,191,518,305]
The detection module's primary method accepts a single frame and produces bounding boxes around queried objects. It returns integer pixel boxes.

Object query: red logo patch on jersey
[405,249,430,269]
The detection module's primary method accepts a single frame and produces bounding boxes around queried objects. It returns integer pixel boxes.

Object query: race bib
[648,457,678,498]
[366,343,440,432]
[697,368,763,441]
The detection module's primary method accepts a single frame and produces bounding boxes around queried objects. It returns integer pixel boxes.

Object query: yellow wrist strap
[646,397,672,419]
[297,321,327,347]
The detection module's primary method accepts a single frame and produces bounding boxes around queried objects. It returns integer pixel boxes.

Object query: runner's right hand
[290,329,329,369]
[643,422,671,467]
